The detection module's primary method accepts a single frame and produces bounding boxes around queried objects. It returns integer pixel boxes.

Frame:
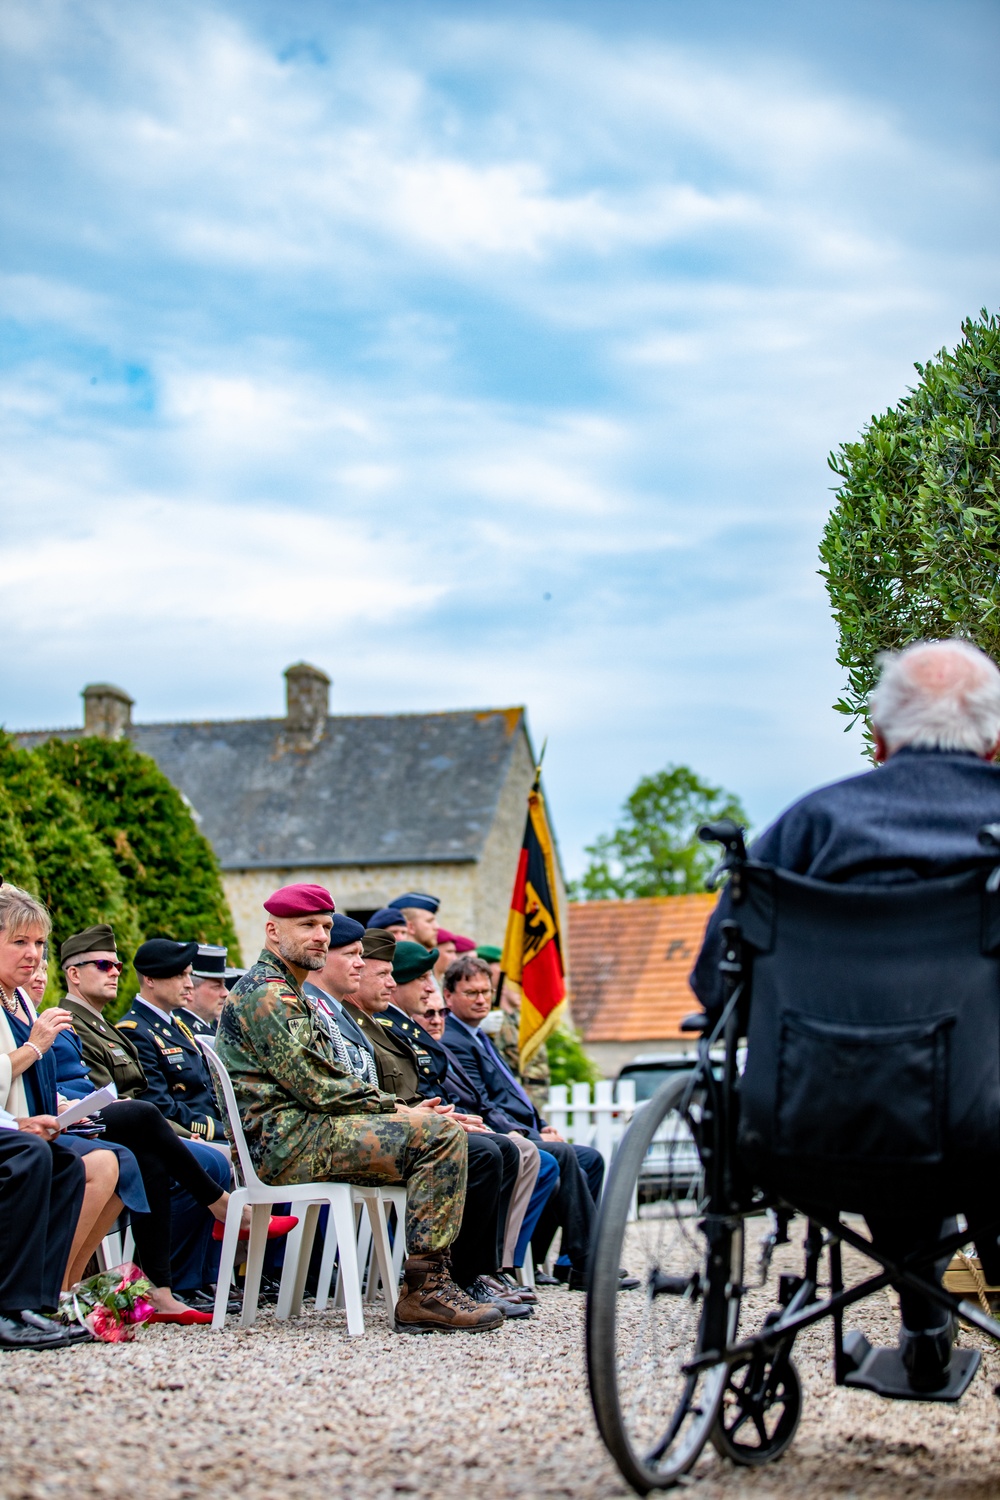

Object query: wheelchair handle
[698,819,748,889]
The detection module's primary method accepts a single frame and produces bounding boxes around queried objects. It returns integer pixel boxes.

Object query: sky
[2,0,999,878]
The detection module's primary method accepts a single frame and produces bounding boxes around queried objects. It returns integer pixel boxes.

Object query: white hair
[869,639,1000,755]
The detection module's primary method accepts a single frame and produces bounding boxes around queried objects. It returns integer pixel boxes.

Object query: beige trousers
[501,1131,541,1267]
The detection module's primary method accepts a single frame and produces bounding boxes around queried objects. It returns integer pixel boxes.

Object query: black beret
[328,914,366,949]
[61,924,117,964]
[134,938,199,978]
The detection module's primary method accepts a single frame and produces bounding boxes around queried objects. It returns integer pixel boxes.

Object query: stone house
[15,664,553,964]
[566,893,717,1076]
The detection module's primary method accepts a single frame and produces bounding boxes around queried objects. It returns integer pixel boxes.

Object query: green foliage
[546,1023,603,1087]
[37,737,240,963]
[0,732,142,1008]
[0,733,241,1018]
[820,308,1000,730]
[571,763,749,899]
[0,782,39,893]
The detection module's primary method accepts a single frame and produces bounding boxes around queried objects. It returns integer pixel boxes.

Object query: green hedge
[546,1023,603,1087]
[0,733,240,1019]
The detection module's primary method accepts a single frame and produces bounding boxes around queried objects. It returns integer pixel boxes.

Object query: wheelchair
[586,819,1000,1492]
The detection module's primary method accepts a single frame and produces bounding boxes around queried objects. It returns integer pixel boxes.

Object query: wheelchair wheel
[711,1349,801,1467]
[587,1073,743,1493]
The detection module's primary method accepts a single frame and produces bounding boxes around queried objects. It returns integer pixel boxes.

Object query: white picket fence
[544,1078,637,1178]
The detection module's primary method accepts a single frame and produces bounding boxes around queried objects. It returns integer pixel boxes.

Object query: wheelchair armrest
[679,1013,707,1035]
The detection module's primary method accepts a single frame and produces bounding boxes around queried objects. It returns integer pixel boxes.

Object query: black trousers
[865,1209,959,1333]
[450,1133,520,1288]
[531,1140,604,1271]
[0,1132,85,1313]
[99,1100,228,1287]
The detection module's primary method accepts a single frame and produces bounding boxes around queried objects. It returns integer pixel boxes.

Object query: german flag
[501,768,566,1067]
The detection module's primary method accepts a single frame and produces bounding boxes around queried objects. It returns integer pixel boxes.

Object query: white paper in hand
[55,1085,118,1131]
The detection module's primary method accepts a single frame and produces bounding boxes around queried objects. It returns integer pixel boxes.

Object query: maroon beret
[436,928,458,947]
[452,933,477,954]
[263,883,336,917]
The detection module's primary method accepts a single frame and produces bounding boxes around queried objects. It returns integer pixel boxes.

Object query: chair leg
[366,1195,397,1314]
[389,1196,407,1287]
[212,1188,248,1331]
[315,1200,345,1313]
[356,1202,376,1302]
[330,1193,366,1337]
[240,1205,271,1328]
[277,1203,320,1320]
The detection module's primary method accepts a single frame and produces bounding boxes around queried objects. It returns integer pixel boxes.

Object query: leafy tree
[0,732,143,1007]
[572,763,749,899]
[820,309,1000,728]
[37,737,240,964]
[546,1024,603,1087]
[0,782,39,893]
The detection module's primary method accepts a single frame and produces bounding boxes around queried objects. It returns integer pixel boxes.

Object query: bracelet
[24,1042,43,1063]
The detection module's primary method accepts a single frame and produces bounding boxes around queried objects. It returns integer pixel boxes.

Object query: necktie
[475,1028,535,1113]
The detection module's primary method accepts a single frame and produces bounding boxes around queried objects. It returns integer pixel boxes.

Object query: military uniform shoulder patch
[376,1017,395,1028]
[118,1021,138,1029]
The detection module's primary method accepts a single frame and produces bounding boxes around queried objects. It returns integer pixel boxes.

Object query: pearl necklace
[0,983,18,1015]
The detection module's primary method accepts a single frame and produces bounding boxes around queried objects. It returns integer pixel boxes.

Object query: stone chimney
[82,683,134,740]
[284,662,330,747]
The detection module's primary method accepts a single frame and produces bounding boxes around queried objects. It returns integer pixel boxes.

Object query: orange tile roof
[567,894,718,1042]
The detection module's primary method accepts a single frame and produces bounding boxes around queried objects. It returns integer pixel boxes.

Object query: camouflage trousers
[258,1107,468,1254]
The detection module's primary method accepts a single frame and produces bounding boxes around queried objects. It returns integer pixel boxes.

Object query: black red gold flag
[500,767,566,1067]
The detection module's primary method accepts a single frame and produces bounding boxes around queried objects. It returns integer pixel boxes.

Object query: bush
[37,737,240,963]
[546,1023,603,1087]
[0,781,39,893]
[820,308,1000,729]
[0,732,143,1008]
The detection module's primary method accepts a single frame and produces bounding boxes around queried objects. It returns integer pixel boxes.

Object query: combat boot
[394,1252,504,1334]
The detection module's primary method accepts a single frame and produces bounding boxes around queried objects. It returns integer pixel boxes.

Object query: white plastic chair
[198,1039,396,1336]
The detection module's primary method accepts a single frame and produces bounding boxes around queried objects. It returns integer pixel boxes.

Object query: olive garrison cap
[134,938,199,978]
[60,924,117,965]
[392,940,438,986]
[361,928,397,963]
[328,914,366,950]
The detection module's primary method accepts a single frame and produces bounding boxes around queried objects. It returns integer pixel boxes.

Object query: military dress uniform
[63,999,147,1097]
[117,1001,225,1141]
[216,950,468,1256]
[176,1008,217,1041]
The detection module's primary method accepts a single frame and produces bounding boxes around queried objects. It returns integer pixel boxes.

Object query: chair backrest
[197,1037,263,1190]
[735,862,1000,1206]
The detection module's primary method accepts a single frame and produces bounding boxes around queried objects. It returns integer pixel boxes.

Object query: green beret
[61,924,117,964]
[392,941,438,986]
[476,945,502,964]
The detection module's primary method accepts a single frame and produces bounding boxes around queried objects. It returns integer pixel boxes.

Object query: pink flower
[118,1262,144,1287]
[129,1298,155,1325]
[86,1305,133,1344]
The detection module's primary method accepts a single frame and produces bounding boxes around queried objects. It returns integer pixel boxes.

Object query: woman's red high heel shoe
[211,1213,298,1243]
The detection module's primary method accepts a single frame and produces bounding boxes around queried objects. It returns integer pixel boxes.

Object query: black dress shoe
[901,1317,956,1392]
[21,1310,93,1344]
[185,1286,243,1315]
[0,1313,70,1350]
[532,1270,562,1287]
[618,1270,641,1290]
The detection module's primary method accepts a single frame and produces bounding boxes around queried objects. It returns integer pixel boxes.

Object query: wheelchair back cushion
[737,864,1000,1199]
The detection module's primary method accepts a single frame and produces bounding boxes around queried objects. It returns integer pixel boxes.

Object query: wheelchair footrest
[841,1331,980,1402]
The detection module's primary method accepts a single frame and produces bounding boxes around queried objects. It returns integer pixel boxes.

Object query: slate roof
[15,708,528,871]
[567,894,717,1042]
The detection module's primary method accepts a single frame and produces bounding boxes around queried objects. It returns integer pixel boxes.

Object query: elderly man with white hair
[691,636,1000,1392]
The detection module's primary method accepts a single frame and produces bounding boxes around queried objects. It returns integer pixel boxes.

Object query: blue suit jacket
[691,747,1000,1015]
[443,1015,543,1135]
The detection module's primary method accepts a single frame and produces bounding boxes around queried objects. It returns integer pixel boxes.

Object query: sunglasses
[419,1007,446,1018]
[73,959,123,974]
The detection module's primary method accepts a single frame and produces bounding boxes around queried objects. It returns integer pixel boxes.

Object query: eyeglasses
[73,959,123,974]
[419,1008,446,1019]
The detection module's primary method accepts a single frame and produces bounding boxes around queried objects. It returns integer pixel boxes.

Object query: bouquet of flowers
[58,1262,156,1343]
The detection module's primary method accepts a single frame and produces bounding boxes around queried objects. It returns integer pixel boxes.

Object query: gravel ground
[3,1223,1000,1500]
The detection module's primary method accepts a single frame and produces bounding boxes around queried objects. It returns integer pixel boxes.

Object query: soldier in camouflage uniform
[215,882,502,1333]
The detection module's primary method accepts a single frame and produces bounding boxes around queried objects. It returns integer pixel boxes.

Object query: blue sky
[2,0,998,877]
